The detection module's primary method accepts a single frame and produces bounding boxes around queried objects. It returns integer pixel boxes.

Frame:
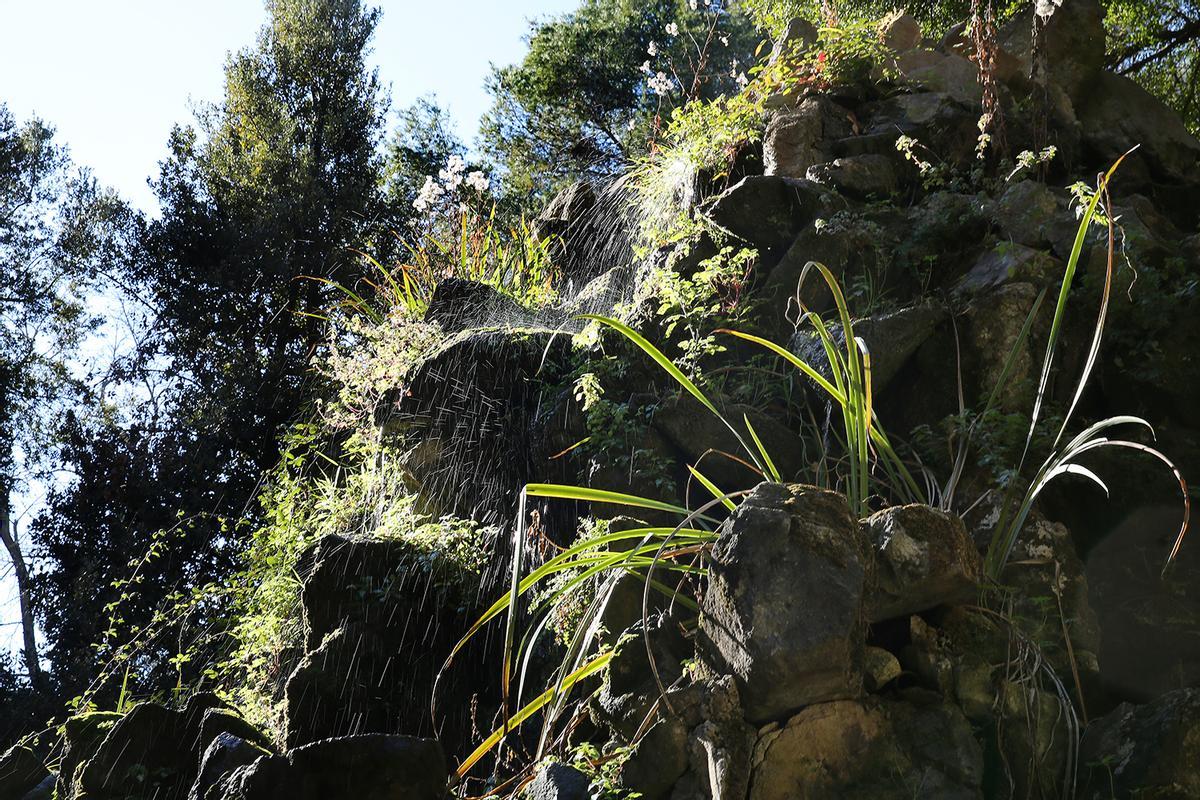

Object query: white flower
[647,40,658,56]
[640,59,653,75]
[438,154,466,189]
[720,34,729,46]
[412,175,444,212]
[665,22,679,36]
[626,117,637,131]
[735,72,748,89]
[465,170,490,193]
[690,0,700,9]
[648,71,675,96]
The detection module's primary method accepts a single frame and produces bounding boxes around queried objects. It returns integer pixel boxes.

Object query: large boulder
[895,49,981,106]
[999,0,1106,104]
[591,613,691,741]
[1078,689,1200,799]
[788,301,946,395]
[55,711,123,799]
[615,717,690,800]
[1085,503,1200,701]
[190,734,271,800]
[378,325,575,530]
[532,180,594,246]
[762,97,853,179]
[650,392,811,488]
[866,504,982,621]
[0,745,49,800]
[861,92,982,168]
[898,608,1078,797]
[991,180,1069,250]
[221,734,446,800]
[704,176,841,266]
[768,18,818,67]
[1078,71,1200,187]
[673,676,756,800]
[748,698,984,799]
[286,533,486,752]
[75,695,234,800]
[805,154,901,199]
[424,278,536,332]
[521,762,590,800]
[881,12,922,53]
[698,483,870,724]
[956,241,1060,296]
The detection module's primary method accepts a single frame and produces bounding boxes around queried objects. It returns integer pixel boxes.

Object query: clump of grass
[313,207,559,320]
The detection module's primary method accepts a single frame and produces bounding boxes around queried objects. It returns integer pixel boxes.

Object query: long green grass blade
[456,650,613,780]
[580,314,766,475]
[524,483,704,519]
[743,414,782,483]
[687,465,737,511]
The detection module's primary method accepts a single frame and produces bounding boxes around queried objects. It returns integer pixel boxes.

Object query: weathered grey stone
[284,524,497,754]
[963,282,1044,412]
[897,50,981,106]
[763,98,852,180]
[0,745,48,800]
[78,694,229,800]
[679,676,755,800]
[862,646,902,692]
[957,242,1059,295]
[199,708,270,754]
[748,699,984,799]
[997,512,1102,675]
[881,12,922,52]
[999,0,1106,103]
[862,92,981,166]
[992,179,1065,247]
[651,392,810,488]
[618,718,691,800]
[592,614,691,741]
[705,176,839,264]
[190,734,270,800]
[769,18,818,66]
[55,711,122,799]
[789,302,946,394]
[867,505,982,621]
[698,483,869,724]
[805,154,900,198]
[522,762,590,800]
[534,180,594,235]
[424,277,534,332]
[1078,71,1200,185]
[898,606,1077,797]
[229,734,446,800]
[1078,689,1200,799]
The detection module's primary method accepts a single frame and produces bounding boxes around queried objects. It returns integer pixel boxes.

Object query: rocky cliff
[5,0,1200,798]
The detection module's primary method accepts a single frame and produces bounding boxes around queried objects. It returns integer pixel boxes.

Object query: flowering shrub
[342,153,559,317]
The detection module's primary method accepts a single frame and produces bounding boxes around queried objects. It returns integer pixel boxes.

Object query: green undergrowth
[219,307,489,740]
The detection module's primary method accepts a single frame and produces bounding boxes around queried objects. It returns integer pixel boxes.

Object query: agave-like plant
[983,150,1190,579]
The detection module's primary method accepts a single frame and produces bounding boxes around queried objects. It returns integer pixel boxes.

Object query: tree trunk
[0,495,44,690]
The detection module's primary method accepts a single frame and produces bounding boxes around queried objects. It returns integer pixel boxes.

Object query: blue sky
[0,0,579,654]
[0,0,579,213]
